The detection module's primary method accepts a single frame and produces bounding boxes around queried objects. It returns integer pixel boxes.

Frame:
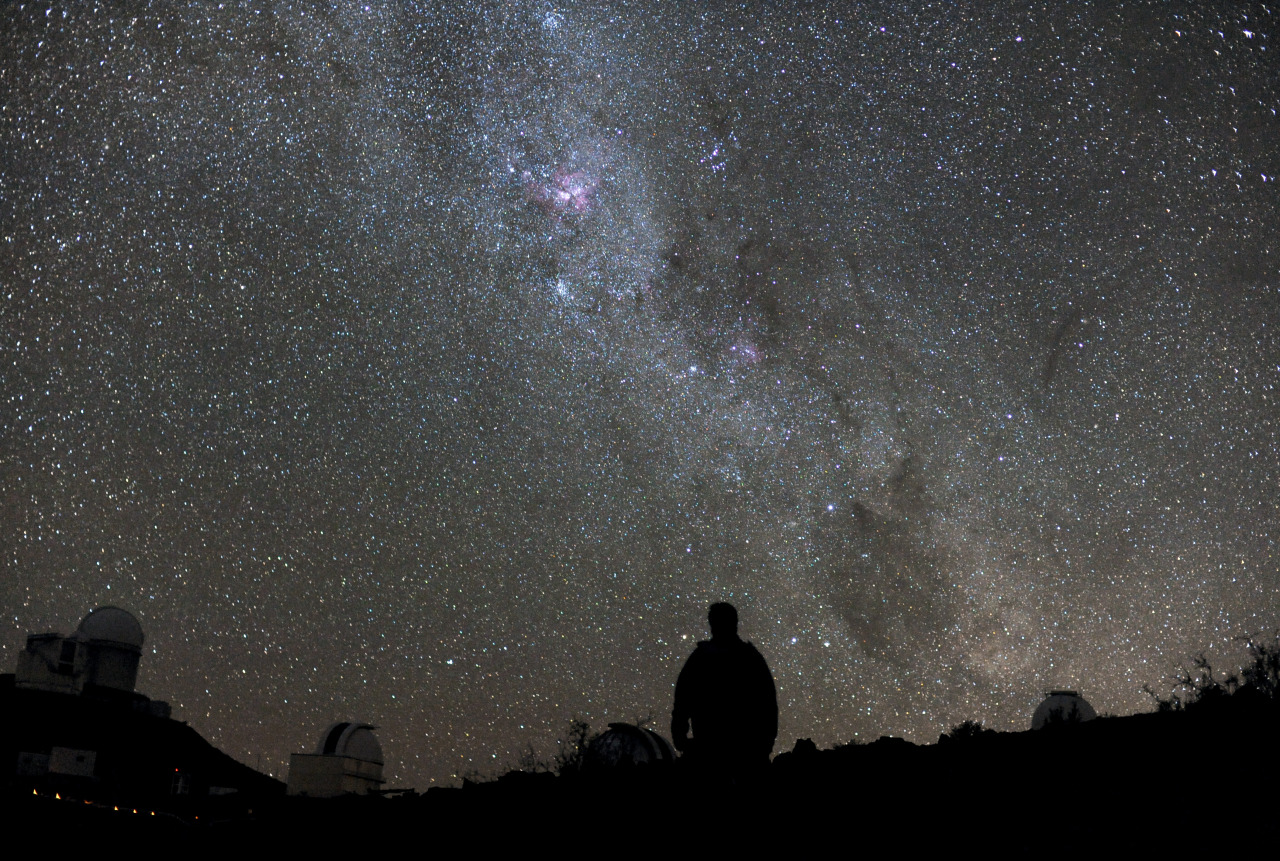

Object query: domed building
[1031,690,1098,730]
[585,723,677,769]
[7,606,283,814]
[288,721,386,797]
[16,606,154,707]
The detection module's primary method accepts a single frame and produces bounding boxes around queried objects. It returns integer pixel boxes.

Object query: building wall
[287,754,384,797]
[84,642,141,692]
[16,635,83,694]
[15,634,140,694]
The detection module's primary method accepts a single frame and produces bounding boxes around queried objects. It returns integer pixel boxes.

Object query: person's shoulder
[684,639,714,659]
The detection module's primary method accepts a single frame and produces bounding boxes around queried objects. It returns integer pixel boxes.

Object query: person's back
[672,603,777,771]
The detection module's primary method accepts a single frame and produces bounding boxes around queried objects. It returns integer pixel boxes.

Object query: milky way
[3,1,1278,786]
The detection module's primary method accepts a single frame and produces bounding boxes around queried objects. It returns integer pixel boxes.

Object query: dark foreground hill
[2,675,284,832]
[10,694,1276,846]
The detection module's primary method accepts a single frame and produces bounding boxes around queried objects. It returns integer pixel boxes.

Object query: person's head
[708,602,739,639]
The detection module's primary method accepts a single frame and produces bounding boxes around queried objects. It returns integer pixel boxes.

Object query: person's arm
[765,660,778,746]
[754,646,779,748]
[671,655,694,751]
[670,644,701,752]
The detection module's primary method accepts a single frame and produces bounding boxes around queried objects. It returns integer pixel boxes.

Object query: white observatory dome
[1031,690,1098,730]
[316,721,384,764]
[76,606,145,652]
[586,723,677,768]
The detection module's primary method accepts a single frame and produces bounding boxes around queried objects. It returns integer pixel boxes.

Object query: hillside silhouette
[13,689,1277,846]
[10,634,1279,846]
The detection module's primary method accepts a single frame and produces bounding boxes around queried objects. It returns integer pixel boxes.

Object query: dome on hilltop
[1031,690,1098,730]
[586,723,677,768]
[76,606,144,652]
[290,721,385,797]
[316,721,384,764]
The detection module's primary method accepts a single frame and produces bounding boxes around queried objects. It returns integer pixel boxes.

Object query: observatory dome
[317,721,384,764]
[76,606,144,652]
[1031,690,1098,730]
[586,723,677,768]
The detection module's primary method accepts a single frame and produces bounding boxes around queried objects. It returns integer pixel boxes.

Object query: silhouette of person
[671,602,778,773]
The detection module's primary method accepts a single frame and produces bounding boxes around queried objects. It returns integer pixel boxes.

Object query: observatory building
[288,721,386,797]
[1031,690,1098,730]
[7,606,282,813]
[15,605,168,716]
[585,723,677,769]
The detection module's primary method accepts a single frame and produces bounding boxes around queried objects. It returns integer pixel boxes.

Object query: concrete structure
[17,606,146,696]
[1031,690,1098,730]
[15,606,169,717]
[288,721,385,797]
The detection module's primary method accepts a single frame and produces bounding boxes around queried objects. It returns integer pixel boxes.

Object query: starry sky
[3,0,1278,787]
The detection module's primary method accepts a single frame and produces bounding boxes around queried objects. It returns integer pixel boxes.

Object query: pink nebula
[523,168,596,218]
[728,336,763,366]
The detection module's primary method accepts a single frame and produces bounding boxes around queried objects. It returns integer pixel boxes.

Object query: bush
[1239,634,1280,698]
[512,719,594,777]
[939,719,991,743]
[1145,634,1280,711]
[553,719,593,776]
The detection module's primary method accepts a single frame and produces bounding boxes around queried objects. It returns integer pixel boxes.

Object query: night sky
[3,1,1277,787]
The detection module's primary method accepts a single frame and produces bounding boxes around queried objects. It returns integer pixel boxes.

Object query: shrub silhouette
[939,719,991,743]
[1145,634,1280,710]
[554,719,593,776]
[510,719,595,777]
[1239,634,1280,698]
[1042,700,1083,727]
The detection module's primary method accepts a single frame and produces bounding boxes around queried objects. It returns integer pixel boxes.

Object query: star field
[3,1,1278,787]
